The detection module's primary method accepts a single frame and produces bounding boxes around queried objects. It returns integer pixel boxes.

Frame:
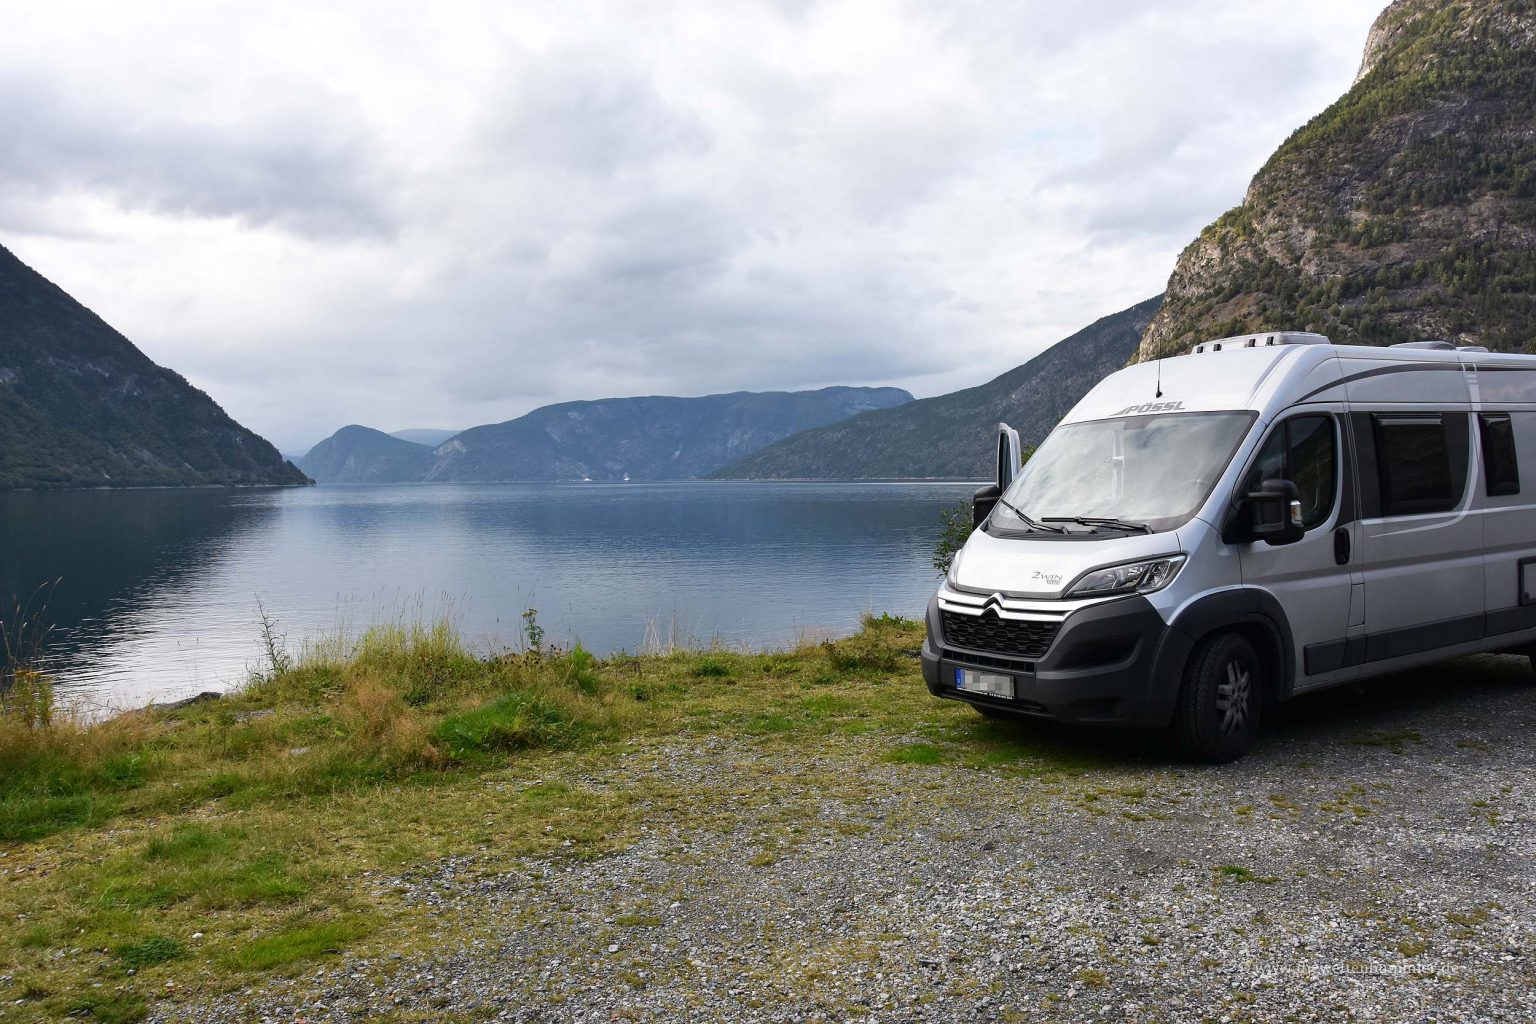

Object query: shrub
[932,500,974,577]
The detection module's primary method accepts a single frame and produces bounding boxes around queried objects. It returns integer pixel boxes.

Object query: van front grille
[940,609,1060,660]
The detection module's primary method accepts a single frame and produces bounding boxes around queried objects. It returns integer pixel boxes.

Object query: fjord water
[0,482,974,711]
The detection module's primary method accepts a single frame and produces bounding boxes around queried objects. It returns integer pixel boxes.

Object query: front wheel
[1174,632,1262,763]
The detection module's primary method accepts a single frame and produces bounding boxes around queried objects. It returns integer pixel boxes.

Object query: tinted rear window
[1373,414,1457,515]
[1479,413,1520,496]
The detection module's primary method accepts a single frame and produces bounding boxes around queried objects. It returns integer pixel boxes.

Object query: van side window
[1372,413,1461,515]
[1242,415,1336,529]
[1479,413,1520,496]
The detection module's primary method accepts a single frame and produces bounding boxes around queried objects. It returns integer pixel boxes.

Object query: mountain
[1139,0,1536,359]
[424,387,913,482]
[390,428,460,447]
[712,297,1162,480]
[301,386,913,483]
[0,243,308,490]
[296,426,433,484]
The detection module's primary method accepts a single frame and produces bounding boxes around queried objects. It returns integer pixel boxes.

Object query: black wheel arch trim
[1165,588,1296,701]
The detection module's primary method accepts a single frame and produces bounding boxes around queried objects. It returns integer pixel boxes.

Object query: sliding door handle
[1333,527,1351,566]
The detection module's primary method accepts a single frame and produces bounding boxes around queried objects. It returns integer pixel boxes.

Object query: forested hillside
[0,243,307,489]
[713,297,1161,480]
[1139,0,1536,358]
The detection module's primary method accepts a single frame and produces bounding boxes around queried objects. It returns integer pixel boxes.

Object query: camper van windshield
[992,411,1255,535]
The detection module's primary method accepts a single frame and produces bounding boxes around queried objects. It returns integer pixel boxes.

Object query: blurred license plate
[954,668,1013,699]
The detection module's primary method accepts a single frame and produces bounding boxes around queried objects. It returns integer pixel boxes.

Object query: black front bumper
[920,594,1191,728]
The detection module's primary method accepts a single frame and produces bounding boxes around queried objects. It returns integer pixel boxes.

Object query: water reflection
[0,482,974,710]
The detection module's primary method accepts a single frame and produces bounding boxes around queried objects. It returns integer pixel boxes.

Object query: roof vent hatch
[1190,331,1332,355]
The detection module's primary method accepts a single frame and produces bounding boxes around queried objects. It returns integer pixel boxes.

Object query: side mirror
[1224,478,1304,546]
[996,423,1022,491]
[972,484,1001,528]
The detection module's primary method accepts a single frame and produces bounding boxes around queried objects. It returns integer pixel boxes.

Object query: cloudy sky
[4,0,1384,452]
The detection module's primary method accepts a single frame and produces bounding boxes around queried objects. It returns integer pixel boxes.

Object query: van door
[1352,408,1483,664]
[1235,406,1362,686]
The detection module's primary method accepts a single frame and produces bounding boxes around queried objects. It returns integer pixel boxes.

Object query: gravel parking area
[156,654,1536,1023]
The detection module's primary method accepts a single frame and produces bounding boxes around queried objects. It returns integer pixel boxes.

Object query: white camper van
[923,332,1536,762]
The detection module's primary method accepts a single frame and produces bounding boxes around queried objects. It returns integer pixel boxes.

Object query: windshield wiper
[998,498,1065,533]
[1041,516,1152,534]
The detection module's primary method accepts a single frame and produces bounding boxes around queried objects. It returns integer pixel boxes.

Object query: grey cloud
[0,75,395,240]
[534,197,743,297]
[481,49,713,176]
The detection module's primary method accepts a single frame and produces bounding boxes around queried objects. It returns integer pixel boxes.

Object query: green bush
[932,500,974,577]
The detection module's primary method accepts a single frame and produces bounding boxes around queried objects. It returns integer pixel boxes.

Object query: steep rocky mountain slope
[0,243,308,489]
[297,426,433,484]
[712,297,1161,480]
[1139,0,1536,358]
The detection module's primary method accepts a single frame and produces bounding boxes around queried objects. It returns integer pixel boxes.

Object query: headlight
[1065,555,1186,597]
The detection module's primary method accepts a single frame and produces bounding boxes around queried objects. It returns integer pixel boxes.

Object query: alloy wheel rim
[1214,659,1251,735]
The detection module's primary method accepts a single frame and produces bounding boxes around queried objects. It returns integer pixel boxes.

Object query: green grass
[692,656,736,678]
[433,690,576,757]
[227,920,371,971]
[0,612,1106,1022]
[1215,864,1278,885]
[885,742,944,765]
[113,936,185,969]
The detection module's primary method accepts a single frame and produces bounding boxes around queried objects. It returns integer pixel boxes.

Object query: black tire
[1174,632,1262,763]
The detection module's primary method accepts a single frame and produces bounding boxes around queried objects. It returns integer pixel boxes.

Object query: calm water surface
[0,482,974,710]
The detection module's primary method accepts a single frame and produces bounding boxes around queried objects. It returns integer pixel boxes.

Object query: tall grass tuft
[3,668,53,728]
[0,584,164,841]
[351,620,479,705]
[821,613,920,674]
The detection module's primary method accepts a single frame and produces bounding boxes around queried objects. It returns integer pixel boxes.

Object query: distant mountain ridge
[712,297,1162,480]
[1139,0,1536,358]
[389,428,460,448]
[0,242,307,490]
[297,426,432,484]
[300,386,914,483]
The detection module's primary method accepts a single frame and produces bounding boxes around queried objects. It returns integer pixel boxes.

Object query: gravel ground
[153,655,1536,1023]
